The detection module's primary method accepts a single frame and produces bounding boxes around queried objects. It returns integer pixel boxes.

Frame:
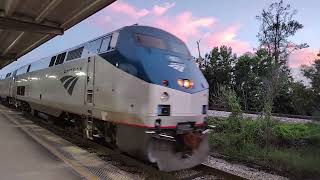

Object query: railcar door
[85,56,95,106]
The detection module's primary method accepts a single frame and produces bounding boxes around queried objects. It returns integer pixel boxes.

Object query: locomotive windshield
[135,33,190,56]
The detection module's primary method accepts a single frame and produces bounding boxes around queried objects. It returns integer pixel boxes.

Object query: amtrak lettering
[168,62,185,72]
[60,75,79,95]
[64,67,82,74]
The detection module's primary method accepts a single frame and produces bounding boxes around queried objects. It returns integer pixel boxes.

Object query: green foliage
[221,88,242,118]
[290,82,315,115]
[272,123,320,146]
[197,1,314,116]
[234,54,264,111]
[201,1,319,178]
[208,116,320,178]
[302,59,320,95]
[199,46,311,115]
[267,148,320,177]
[256,0,308,117]
[200,46,236,108]
[301,59,320,114]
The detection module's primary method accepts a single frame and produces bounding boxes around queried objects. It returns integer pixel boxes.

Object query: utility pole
[196,40,206,68]
[196,40,202,59]
[196,40,205,68]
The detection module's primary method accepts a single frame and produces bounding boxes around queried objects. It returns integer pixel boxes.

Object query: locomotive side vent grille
[17,86,25,96]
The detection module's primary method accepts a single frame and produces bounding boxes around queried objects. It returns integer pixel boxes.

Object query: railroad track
[3,106,246,180]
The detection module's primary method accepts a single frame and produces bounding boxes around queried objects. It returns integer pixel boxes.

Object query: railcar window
[136,34,166,50]
[100,36,111,52]
[66,47,84,61]
[49,56,56,67]
[55,52,66,65]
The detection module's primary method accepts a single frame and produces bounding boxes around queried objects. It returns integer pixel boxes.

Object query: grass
[208,117,320,179]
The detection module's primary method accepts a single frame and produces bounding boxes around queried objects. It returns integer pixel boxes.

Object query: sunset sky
[1,0,319,79]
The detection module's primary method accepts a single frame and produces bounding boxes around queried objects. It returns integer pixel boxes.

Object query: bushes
[272,123,320,147]
[208,116,320,178]
[208,87,320,178]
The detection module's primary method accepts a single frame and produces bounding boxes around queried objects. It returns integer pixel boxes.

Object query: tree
[234,53,261,111]
[290,82,315,115]
[256,0,308,116]
[301,59,320,114]
[199,46,236,108]
[302,59,320,95]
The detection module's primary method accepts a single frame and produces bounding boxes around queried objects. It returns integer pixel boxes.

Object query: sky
[1,0,319,81]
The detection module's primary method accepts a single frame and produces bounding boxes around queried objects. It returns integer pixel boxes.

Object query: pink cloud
[203,25,251,54]
[94,16,112,26]
[90,1,250,56]
[153,11,216,41]
[289,48,318,68]
[109,1,149,19]
[152,3,175,16]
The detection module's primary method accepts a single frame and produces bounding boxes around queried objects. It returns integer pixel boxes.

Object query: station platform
[0,105,135,180]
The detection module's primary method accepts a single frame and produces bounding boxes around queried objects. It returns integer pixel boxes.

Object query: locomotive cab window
[135,34,190,56]
[167,41,190,57]
[99,36,111,52]
[135,34,166,50]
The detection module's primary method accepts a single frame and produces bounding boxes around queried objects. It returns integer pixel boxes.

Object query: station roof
[0,0,116,69]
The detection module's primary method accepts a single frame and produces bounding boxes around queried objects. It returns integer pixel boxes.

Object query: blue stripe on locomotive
[99,26,209,94]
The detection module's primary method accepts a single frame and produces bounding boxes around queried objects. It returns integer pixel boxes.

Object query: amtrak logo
[60,75,79,95]
[168,62,185,72]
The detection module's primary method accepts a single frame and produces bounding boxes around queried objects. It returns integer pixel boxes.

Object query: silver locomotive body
[0,25,210,171]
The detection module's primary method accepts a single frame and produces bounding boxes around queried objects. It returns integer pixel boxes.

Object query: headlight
[160,92,169,102]
[177,79,194,89]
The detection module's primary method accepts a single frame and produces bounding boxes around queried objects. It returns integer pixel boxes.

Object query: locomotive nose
[147,133,209,172]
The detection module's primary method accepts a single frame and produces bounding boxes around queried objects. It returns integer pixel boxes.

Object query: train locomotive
[0,25,210,171]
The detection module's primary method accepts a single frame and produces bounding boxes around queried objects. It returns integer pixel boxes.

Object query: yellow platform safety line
[1,111,99,180]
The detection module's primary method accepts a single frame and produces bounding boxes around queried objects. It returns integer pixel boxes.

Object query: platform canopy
[0,0,116,69]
